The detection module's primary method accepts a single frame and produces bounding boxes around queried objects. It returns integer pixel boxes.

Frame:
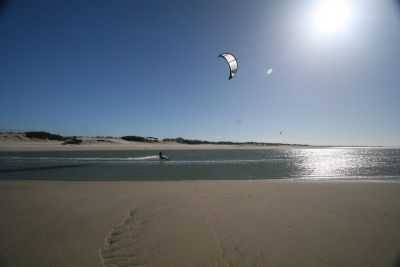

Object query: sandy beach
[0,180,399,267]
[0,133,306,151]
[0,141,297,152]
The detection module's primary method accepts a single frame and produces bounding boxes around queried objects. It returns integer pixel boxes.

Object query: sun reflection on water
[291,148,366,179]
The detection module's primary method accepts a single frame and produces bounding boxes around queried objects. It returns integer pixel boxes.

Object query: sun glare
[311,0,352,35]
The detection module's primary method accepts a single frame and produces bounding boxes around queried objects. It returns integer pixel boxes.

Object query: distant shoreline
[0,141,313,152]
[0,131,384,151]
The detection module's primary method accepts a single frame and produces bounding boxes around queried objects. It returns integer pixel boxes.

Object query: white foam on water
[6,155,160,161]
[128,155,159,160]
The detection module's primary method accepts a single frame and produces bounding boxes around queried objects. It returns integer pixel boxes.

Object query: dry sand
[0,133,301,151]
[0,180,399,267]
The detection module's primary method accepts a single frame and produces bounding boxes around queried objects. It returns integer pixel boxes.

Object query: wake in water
[129,155,159,161]
[5,155,161,161]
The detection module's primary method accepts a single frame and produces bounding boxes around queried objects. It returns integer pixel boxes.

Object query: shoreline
[0,133,387,152]
[0,141,305,151]
[0,177,399,183]
[0,142,385,152]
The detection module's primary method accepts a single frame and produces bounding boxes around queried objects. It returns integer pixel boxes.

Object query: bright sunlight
[310,0,353,35]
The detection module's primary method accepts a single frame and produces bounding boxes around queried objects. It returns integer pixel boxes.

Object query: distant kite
[219,52,238,80]
[280,130,283,135]
[267,68,273,76]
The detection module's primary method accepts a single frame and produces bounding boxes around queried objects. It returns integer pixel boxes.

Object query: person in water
[159,151,167,160]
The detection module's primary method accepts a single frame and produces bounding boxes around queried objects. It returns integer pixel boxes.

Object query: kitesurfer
[159,151,168,160]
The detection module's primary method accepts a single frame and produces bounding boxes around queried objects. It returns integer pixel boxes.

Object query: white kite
[267,68,273,76]
[219,52,238,80]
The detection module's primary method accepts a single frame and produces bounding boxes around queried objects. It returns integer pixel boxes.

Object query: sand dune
[0,133,302,151]
[0,180,399,267]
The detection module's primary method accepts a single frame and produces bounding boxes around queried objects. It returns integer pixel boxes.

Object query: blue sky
[1,0,400,145]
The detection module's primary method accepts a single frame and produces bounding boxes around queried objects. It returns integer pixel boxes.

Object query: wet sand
[0,180,399,267]
[0,141,298,151]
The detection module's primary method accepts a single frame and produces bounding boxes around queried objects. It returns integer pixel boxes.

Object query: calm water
[1,148,400,181]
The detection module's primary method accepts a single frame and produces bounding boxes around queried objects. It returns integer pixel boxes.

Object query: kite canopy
[219,53,238,80]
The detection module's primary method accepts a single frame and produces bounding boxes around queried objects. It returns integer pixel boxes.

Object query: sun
[311,0,352,35]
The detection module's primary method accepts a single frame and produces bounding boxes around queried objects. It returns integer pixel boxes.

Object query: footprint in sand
[100,209,146,267]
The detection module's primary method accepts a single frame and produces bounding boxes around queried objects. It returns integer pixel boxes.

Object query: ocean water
[0,148,400,181]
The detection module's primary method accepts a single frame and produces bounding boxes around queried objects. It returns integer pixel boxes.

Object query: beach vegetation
[62,136,82,145]
[25,131,66,141]
[121,135,158,142]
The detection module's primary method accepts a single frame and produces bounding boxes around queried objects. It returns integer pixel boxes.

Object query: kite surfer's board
[160,155,169,160]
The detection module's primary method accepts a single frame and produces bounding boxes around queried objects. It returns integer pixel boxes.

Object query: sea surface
[0,148,400,181]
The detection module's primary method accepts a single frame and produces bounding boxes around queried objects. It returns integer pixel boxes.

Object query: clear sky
[1,0,400,146]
